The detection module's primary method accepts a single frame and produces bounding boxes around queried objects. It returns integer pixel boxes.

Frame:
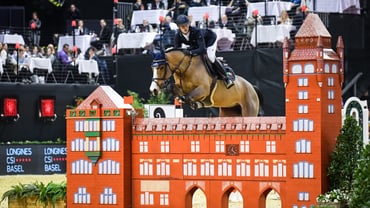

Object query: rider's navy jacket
[174,26,217,56]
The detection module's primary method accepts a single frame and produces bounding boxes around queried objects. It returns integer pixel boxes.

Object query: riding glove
[184,50,192,56]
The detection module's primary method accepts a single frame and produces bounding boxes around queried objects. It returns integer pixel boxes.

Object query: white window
[71,159,93,174]
[298,105,308,114]
[102,138,120,151]
[139,141,148,153]
[293,161,314,178]
[240,140,250,153]
[71,138,85,151]
[98,160,120,174]
[86,120,100,131]
[293,119,314,131]
[218,159,232,176]
[328,104,335,114]
[324,63,330,73]
[328,77,334,86]
[298,192,309,201]
[215,140,225,153]
[102,120,115,131]
[74,187,91,204]
[298,91,308,100]
[292,206,298,208]
[254,160,269,177]
[292,64,302,74]
[75,120,85,131]
[160,141,169,153]
[100,188,117,204]
[183,160,197,176]
[266,141,276,153]
[296,139,311,153]
[328,90,335,100]
[160,194,169,205]
[332,64,337,73]
[200,160,215,176]
[304,63,314,73]
[140,192,154,205]
[191,141,200,152]
[236,160,251,176]
[156,160,170,176]
[298,78,308,86]
[140,160,153,176]
[273,160,286,177]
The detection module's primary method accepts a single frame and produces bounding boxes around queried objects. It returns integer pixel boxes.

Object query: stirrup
[224,79,234,89]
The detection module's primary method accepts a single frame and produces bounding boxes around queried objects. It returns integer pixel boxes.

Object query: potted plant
[1,181,66,208]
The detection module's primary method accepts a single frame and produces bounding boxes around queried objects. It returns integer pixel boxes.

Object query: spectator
[90,19,112,52]
[45,45,56,64]
[112,18,126,48]
[86,47,110,84]
[168,0,189,20]
[68,4,81,21]
[12,46,31,82]
[189,0,206,7]
[152,0,165,10]
[225,0,248,24]
[77,20,89,35]
[140,19,154,32]
[133,0,145,10]
[29,12,41,47]
[278,10,292,25]
[31,46,43,58]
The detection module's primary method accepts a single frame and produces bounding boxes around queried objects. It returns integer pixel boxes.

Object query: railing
[342,72,363,96]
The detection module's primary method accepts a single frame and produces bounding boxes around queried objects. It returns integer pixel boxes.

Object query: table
[0,34,25,45]
[57,35,92,54]
[188,6,229,22]
[311,0,360,14]
[0,63,3,74]
[212,28,235,51]
[29,58,53,74]
[250,24,296,47]
[247,1,292,18]
[78,60,99,79]
[130,10,168,27]
[117,32,158,49]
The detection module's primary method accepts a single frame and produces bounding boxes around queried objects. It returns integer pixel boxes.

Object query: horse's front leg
[182,86,209,110]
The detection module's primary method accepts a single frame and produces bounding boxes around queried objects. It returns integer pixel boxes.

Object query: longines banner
[0,144,66,175]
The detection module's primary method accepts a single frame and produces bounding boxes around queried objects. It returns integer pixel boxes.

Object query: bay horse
[149,49,261,117]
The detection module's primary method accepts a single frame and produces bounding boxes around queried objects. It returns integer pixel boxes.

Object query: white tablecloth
[247,1,292,18]
[131,10,168,27]
[188,6,229,22]
[250,24,296,47]
[78,60,99,78]
[29,58,53,73]
[0,34,25,45]
[312,0,360,14]
[57,35,92,54]
[0,63,3,74]
[117,32,158,49]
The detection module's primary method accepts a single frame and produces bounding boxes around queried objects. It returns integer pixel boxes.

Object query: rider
[174,14,234,89]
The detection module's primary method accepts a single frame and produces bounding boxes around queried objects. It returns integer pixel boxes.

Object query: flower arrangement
[316,189,349,204]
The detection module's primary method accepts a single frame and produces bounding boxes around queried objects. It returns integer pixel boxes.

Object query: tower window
[298,91,308,100]
[328,77,334,86]
[298,105,308,114]
[298,78,308,86]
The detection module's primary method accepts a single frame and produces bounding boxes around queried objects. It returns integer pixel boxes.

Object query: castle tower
[66,86,134,207]
[283,13,344,207]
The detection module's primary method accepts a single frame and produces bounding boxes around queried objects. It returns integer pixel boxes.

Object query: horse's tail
[253,85,264,116]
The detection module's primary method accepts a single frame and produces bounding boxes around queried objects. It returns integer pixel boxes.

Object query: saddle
[201,54,236,81]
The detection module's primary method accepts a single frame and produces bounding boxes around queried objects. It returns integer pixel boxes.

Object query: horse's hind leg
[241,100,259,117]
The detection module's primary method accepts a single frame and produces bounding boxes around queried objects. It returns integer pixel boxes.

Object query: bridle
[152,52,192,90]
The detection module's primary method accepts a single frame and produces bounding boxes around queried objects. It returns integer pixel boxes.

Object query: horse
[149,49,262,117]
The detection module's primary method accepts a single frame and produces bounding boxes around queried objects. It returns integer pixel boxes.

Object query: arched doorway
[185,186,207,208]
[221,187,243,208]
[259,188,281,208]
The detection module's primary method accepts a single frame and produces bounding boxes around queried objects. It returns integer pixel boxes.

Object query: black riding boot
[212,59,234,89]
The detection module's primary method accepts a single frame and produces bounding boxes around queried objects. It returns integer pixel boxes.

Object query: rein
[153,52,192,90]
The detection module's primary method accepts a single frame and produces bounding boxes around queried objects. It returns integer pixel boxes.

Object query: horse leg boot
[212,59,234,89]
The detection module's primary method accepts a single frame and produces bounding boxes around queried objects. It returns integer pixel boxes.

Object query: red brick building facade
[66,13,344,208]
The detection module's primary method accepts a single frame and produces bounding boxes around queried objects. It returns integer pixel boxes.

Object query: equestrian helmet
[176,15,190,26]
